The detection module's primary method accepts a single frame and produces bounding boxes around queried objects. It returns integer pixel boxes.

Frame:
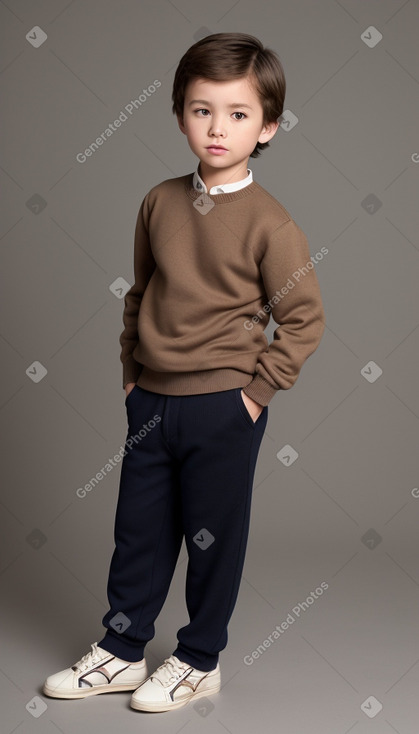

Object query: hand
[241,390,264,423]
[125,382,137,398]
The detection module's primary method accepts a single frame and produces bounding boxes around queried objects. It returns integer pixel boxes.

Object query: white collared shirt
[193,166,253,195]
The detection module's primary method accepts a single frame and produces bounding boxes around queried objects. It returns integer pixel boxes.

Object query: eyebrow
[188,99,253,110]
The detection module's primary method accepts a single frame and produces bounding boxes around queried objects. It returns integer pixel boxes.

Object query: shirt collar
[193,166,253,195]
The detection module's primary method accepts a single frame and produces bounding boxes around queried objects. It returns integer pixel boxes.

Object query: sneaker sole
[130,680,221,712]
[43,681,146,699]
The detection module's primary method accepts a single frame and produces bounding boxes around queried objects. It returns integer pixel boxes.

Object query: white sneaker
[130,654,221,712]
[43,641,148,699]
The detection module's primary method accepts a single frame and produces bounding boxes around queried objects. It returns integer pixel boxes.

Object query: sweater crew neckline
[184,173,259,204]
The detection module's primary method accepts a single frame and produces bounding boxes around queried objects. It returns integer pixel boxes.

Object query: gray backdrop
[1,1,419,732]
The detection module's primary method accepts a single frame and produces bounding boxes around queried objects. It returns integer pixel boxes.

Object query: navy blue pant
[97,384,268,671]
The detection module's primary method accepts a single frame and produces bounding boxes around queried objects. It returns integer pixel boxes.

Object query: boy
[43,32,325,712]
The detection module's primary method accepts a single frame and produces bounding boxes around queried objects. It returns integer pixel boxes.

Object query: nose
[208,115,226,138]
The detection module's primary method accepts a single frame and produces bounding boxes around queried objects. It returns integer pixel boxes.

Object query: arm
[243,218,326,407]
[120,194,156,389]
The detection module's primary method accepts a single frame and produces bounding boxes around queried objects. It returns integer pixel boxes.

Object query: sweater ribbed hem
[136,366,255,397]
[135,366,278,406]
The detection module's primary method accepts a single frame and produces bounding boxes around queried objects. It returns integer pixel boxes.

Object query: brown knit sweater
[120,172,325,406]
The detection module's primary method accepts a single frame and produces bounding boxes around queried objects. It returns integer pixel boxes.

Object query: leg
[97,386,184,662]
[172,387,268,671]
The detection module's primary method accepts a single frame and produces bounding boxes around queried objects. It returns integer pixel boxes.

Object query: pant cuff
[96,632,145,662]
[172,646,219,672]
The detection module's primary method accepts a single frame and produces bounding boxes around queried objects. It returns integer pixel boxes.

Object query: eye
[193,108,247,120]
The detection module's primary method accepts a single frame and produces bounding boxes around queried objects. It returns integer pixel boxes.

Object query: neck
[198,161,249,190]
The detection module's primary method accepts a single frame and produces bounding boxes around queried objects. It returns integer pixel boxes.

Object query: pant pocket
[125,384,140,408]
[234,387,257,428]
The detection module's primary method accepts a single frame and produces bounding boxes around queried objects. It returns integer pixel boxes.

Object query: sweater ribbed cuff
[122,357,143,390]
[242,374,279,406]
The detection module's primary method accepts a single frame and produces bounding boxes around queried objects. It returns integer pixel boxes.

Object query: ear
[258,119,280,145]
[177,114,187,135]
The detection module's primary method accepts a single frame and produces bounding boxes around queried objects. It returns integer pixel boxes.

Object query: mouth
[206,145,228,150]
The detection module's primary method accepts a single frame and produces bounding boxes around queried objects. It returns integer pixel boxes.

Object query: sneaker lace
[151,655,190,686]
[73,642,102,672]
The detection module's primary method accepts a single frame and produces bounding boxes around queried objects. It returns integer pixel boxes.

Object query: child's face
[177,76,279,181]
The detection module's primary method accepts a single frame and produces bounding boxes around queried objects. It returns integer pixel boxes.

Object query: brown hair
[171,32,286,158]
